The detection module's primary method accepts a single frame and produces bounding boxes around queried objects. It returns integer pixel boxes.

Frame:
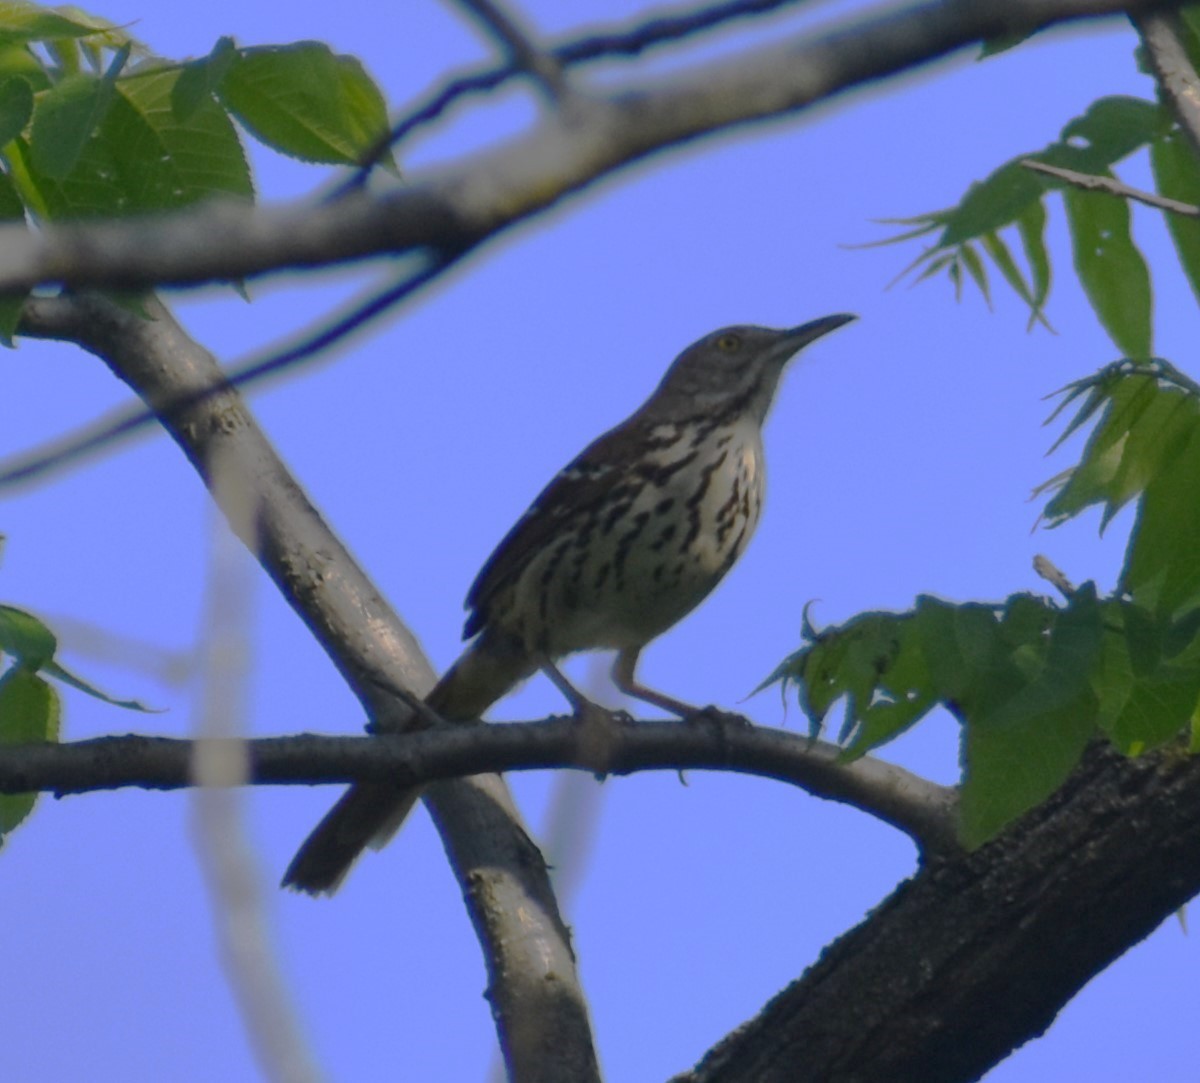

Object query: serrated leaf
[171,36,235,121]
[19,65,252,219]
[1064,182,1153,359]
[219,42,392,166]
[1150,127,1200,307]
[29,70,117,178]
[0,665,59,836]
[0,604,56,668]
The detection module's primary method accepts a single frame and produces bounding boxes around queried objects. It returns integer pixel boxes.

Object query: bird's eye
[716,333,741,352]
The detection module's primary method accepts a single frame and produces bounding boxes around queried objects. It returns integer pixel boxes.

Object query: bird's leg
[538,654,630,776]
[538,655,632,724]
[611,648,751,726]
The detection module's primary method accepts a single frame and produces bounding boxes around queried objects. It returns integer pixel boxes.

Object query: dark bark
[679,740,1200,1082]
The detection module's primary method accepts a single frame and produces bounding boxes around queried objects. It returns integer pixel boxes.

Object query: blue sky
[2,2,1195,1080]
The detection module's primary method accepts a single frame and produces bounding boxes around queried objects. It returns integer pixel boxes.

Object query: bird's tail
[281,635,534,895]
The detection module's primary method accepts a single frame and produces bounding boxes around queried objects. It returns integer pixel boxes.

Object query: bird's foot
[569,697,632,779]
[683,705,753,729]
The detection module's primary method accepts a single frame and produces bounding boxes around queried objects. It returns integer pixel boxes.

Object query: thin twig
[3,251,463,489]
[339,0,806,191]
[451,0,567,99]
[1033,554,1076,600]
[1021,157,1200,216]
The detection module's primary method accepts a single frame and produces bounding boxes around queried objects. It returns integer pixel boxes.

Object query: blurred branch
[342,0,806,188]
[450,0,567,99]
[1133,10,1200,159]
[189,451,324,1083]
[0,719,960,854]
[0,0,1181,295]
[17,291,598,1083]
[1022,157,1200,215]
[3,252,459,489]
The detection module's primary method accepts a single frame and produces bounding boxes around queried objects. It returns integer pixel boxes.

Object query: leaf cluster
[766,359,1200,845]
[0,2,395,337]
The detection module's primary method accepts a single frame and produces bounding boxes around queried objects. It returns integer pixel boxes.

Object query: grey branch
[0,720,960,857]
[0,0,1183,294]
[1133,10,1200,160]
[19,292,599,1083]
[1022,157,1200,216]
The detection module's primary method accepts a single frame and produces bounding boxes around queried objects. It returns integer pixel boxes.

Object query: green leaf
[0,72,31,143]
[1093,603,1200,753]
[171,36,235,121]
[1059,96,1167,169]
[219,42,392,166]
[1150,126,1200,307]
[1122,425,1200,617]
[958,585,1103,847]
[18,65,252,218]
[1044,370,1199,530]
[0,604,56,668]
[0,1,116,44]
[1016,199,1052,329]
[29,70,117,178]
[1064,182,1153,359]
[0,666,59,836]
[41,658,152,711]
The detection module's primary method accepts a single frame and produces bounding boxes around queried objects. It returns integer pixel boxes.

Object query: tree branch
[0,719,959,856]
[675,739,1200,1081]
[0,0,1182,295]
[17,292,599,1083]
[1022,156,1200,215]
[1133,9,1200,159]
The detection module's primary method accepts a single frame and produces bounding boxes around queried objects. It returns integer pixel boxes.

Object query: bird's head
[649,314,856,423]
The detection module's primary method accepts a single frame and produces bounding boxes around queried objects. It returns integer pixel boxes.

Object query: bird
[283,314,855,894]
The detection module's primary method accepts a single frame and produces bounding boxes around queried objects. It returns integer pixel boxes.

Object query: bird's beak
[779,313,857,357]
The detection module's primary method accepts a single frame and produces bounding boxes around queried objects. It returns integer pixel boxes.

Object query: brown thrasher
[284,315,855,894]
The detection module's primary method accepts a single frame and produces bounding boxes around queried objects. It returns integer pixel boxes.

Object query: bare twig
[1033,554,1076,600]
[1022,157,1200,216]
[340,0,807,190]
[0,719,960,855]
[1133,10,1200,160]
[451,0,567,99]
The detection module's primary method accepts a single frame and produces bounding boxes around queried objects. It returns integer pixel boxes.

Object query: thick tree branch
[675,739,1200,1082]
[18,292,599,1083]
[0,720,959,855]
[0,0,1182,294]
[1133,9,1200,159]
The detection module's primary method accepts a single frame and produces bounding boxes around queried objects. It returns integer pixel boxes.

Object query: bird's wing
[462,420,643,639]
